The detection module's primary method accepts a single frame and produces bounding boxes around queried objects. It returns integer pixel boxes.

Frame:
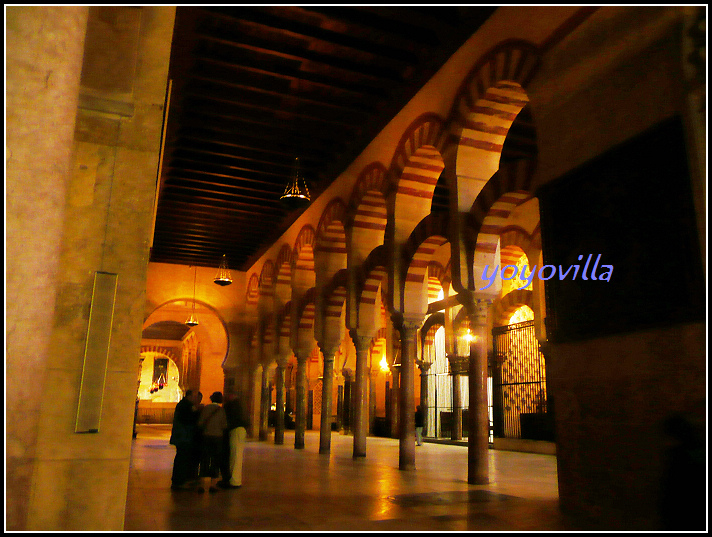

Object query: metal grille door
[492,320,547,439]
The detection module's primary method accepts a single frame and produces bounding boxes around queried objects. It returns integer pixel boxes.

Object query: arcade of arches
[6,6,706,532]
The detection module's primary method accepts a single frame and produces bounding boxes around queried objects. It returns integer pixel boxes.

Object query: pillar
[351,333,371,458]
[294,355,308,449]
[6,7,89,530]
[452,367,463,441]
[259,365,270,441]
[318,349,336,454]
[390,365,400,438]
[248,364,261,439]
[468,298,491,484]
[274,361,286,445]
[418,362,432,436]
[369,368,378,434]
[399,319,419,470]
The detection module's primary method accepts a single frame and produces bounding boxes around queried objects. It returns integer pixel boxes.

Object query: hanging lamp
[214,254,233,286]
[280,157,311,210]
[185,266,199,327]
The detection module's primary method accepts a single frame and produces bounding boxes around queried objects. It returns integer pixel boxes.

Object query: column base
[399,462,416,471]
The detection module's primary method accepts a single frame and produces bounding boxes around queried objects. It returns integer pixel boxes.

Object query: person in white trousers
[220,393,248,488]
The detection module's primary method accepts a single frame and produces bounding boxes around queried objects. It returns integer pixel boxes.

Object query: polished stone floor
[125,424,582,531]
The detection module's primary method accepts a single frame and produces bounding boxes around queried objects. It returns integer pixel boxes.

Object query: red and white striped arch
[275,301,292,360]
[274,244,293,306]
[292,225,316,292]
[450,40,540,211]
[391,114,447,244]
[315,198,347,282]
[349,162,388,265]
[258,260,274,313]
[355,246,388,332]
[401,212,449,316]
[295,287,317,356]
[492,289,534,327]
[321,270,348,350]
[245,272,259,313]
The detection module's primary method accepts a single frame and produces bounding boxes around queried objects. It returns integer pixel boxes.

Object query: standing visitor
[170,390,201,490]
[415,405,424,446]
[220,392,249,489]
[197,391,228,493]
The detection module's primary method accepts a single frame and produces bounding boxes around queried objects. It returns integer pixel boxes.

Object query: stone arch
[275,301,292,360]
[427,261,450,302]
[449,39,540,202]
[315,198,347,282]
[274,244,293,306]
[354,245,388,331]
[292,225,316,291]
[246,272,260,309]
[401,212,449,316]
[144,298,230,397]
[320,269,348,350]
[421,312,445,349]
[492,289,535,327]
[295,287,317,356]
[391,114,447,244]
[258,260,274,313]
[348,162,389,265]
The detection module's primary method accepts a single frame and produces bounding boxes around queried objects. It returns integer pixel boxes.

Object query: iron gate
[492,320,550,440]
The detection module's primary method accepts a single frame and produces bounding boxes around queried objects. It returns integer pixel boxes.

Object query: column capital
[466,298,492,325]
[401,316,422,336]
[349,329,374,353]
[417,361,432,373]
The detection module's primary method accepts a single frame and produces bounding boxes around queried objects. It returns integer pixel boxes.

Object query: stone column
[341,371,352,435]
[318,349,336,454]
[6,7,89,530]
[369,368,379,434]
[467,299,491,484]
[336,383,344,431]
[399,319,419,471]
[390,365,400,438]
[351,332,371,458]
[259,365,270,441]
[274,360,286,445]
[418,361,432,436]
[451,360,463,441]
[294,355,308,449]
[248,365,261,439]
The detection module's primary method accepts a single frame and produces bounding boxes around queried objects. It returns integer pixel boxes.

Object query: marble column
[248,365,261,439]
[467,299,491,484]
[399,320,419,471]
[294,355,308,449]
[452,365,463,441]
[369,368,378,434]
[418,362,432,436]
[318,350,336,454]
[390,365,400,438]
[274,360,286,445]
[259,365,270,441]
[351,332,371,458]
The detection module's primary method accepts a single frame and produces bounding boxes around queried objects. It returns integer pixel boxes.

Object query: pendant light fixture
[280,157,311,210]
[279,77,311,210]
[185,266,199,327]
[214,254,233,286]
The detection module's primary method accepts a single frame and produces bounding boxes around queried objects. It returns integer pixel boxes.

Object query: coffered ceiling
[150,6,499,271]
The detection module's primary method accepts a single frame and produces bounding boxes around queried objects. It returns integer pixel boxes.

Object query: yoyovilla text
[481,254,613,291]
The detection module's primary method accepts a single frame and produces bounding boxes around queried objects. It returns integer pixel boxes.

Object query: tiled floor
[125,424,581,531]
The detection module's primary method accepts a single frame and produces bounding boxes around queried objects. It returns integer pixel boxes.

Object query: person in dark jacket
[415,405,425,446]
[219,392,249,488]
[170,390,201,490]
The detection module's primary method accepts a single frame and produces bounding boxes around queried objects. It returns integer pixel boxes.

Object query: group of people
[170,389,248,493]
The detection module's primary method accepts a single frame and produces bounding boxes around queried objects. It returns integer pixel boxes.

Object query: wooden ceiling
[150,6,499,271]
